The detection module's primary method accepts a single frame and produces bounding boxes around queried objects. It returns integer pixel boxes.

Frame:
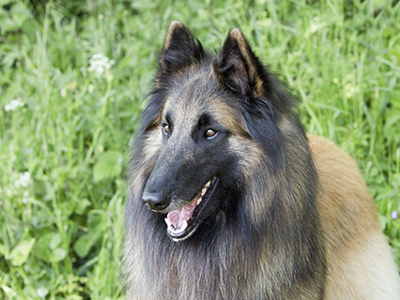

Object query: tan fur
[162,74,248,137]
[308,135,400,299]
[125,22,400,299]
[228,29,264,95]
[162,21,182,52]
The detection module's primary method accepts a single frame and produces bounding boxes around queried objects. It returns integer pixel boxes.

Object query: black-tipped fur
[125,22,326,300]
[156,21,206,85]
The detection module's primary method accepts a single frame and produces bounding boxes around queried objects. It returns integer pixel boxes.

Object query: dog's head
[136,22,296,242]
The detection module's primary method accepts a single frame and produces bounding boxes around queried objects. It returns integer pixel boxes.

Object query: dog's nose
[142,192,169,211]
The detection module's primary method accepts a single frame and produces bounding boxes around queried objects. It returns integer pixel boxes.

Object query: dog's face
[140,22,291,241]
[143,94,239,241]
[142,58,247,241]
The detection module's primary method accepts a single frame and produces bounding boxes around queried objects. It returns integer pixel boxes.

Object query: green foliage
[9,239,35,267]
[93,151,122,182]
[0,0,399,298]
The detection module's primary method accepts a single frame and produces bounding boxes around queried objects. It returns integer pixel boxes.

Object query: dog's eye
[162,124,169,135]
[205,128,218,139]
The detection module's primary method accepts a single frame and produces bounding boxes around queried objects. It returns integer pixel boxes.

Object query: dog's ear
[212,29,265,99]
[158,21,205,76]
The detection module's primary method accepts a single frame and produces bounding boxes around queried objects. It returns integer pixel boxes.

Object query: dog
[124,21,400,299]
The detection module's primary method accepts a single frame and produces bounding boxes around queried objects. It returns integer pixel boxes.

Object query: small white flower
[14,172,31,188]
[61,88,67,98]
[36,286,49,298]
[22,191,30,204]
[88,53,114,75]
[5,98,24,111]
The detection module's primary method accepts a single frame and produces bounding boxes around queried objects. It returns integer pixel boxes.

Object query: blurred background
[0,0,399,298]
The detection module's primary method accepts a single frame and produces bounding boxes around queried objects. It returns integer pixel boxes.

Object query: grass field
[1,0,399,298]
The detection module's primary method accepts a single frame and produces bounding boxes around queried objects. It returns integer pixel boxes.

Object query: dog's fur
[124,21,400,299]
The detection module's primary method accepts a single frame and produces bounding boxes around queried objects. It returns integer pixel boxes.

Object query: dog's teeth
[172,221,188,234]
[197,197,202,205]
[201,187,207,196]
[167,220,188,234]
[205,180,211,188]
[181,220,188,230]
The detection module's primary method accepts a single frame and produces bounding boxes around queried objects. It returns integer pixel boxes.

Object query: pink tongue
[167,197,198,227]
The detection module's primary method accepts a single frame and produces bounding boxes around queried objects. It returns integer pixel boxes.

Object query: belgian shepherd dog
[124,21,400,299]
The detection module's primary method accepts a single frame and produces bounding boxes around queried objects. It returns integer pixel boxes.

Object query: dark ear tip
[163,21,191,52]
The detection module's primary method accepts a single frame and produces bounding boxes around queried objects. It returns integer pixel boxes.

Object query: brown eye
[162,124,169,135]
[205,128,217,139]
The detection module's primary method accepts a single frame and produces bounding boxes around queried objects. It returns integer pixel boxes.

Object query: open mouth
[164,178,218,242]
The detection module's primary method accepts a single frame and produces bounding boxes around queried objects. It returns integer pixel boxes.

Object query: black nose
[142,191,170,211]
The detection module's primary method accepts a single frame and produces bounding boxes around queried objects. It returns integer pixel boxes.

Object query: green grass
[0,0,399,298]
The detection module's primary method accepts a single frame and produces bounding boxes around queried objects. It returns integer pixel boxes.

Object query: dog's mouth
[164,178,218,242]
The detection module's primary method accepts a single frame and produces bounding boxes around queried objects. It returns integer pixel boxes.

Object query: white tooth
[167,220,188,234]
[181,220,188,230]
[197,198,202,205]
[201,187,207,196]
[173,221,187,234]
[205,180,211,188]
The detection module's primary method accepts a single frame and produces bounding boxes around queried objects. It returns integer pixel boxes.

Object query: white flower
[36,286,49,298]
[88,53,114,75]
[14,172,31,188]
[5,98,24,111]
[22,191,30,204]
[61,88,67,98]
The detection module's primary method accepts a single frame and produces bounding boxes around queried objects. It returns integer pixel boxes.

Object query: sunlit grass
[0,0,399,298]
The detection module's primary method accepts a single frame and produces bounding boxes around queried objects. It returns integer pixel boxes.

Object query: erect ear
[158,21,205,76]
[212,29,265,99]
